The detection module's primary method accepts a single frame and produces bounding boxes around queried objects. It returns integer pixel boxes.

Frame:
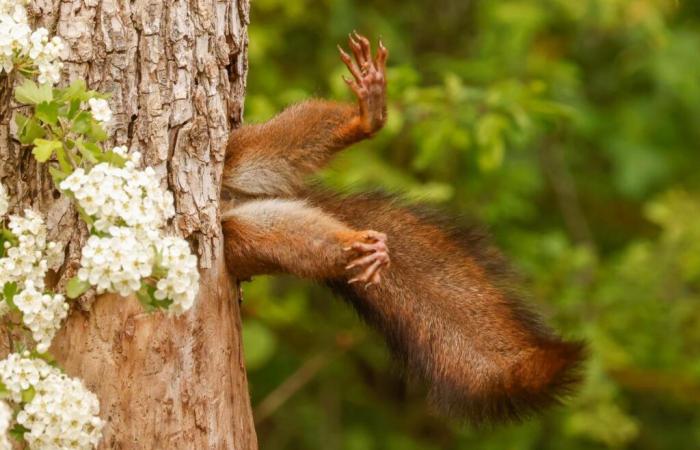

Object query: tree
[0,0,257,448]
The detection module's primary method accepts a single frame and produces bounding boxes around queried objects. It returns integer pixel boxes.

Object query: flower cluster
[14,281,69,353]
[60,152,175,232]
[155,237,200,314]
[0,353,104,449]
[0,182,7,217]
[0,0,64,84]
[0,202,67,352]
[0,209,62,291]
[19,372,103,449]
[77,226,154,296]
[87,98,111,124]
[27,28,65,85]
[60,150,198,313]
[0,0,31,73]
[0,353,53,403]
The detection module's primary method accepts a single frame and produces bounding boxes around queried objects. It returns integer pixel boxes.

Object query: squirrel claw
[346,230,389,287]
[338,32,388,134]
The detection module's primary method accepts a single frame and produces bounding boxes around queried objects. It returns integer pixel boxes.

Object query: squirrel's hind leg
[222,198,389,283]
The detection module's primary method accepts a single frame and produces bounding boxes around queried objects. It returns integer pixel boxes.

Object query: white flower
[13,281,69,353]
[111,145,128,158]
[0,209,62,291]
[78,227,155,297]
[59,159,175,232]
[0,401,11,450]
[26,28,64,85]
[87,98,111,124]
[0,1,30,74]
[75,228,199,314]
[154,236,200,314]
[0,0,64,85]
[0,352,53,403]
[18,372,103,450]
[0,182,8,217]
[0,353,103,449]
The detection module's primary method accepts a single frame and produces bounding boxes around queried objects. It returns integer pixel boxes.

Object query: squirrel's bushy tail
[308,190,585,425]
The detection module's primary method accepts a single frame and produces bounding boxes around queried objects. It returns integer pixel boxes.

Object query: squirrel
[221,32,585,425]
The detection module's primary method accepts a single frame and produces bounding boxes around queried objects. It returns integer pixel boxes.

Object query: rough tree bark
[0,0,257,448]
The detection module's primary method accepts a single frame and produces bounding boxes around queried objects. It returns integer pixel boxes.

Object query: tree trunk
[0,0,257,448]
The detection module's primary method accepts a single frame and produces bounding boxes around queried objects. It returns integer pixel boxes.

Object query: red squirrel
[221,33,585,424]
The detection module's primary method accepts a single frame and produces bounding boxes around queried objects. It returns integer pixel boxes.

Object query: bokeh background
[239,1,700,448]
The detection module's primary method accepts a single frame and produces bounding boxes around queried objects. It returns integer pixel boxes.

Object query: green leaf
[0,228,16,258]
[88,121,108,142]
[71,111,92,134]
[66,98,82,120]
[75,140,100,163]
[35,101,59,126]
[15,79,53,105]
[21,386,35,403]
[31,138,63,163]
[74,203,95,227]
[3,282,17,309]
[9,424,29,441]
[101,151,127,167]
[0,229,17,247]
[49,166,69,185]
[152,296,174,310]
[135,282,173,311]
[29,350,59,367]
[136,283,157,312]
[56,79,87,102]
[18,117,45,145]
[66,277,91,299]
[54,146,73,172]
[14,113,28,130]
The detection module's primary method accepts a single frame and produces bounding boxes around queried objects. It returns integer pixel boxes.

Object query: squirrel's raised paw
[344,230,390,287]
[337,32,388,135]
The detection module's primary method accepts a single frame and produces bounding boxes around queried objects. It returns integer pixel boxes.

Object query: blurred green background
[240,0,700,448]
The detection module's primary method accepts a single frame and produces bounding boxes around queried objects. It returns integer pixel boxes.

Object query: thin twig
[254,335,360,424]
[254,352,331,424]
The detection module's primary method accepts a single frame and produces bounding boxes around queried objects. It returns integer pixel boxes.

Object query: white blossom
[0,352,53,403]
[13,281,69,353]
[0,353,103,449]
[0,0,31,74]
[77,226,155,297]
[0,401,11,450]
[18,372,103,450]
[0,182,7,217]
[0,209,63,291]
[60,155,175,233]
[111,145,128,158]
[27,28,64,85]
[154,236,200,314]
[87,98,111,124]
[0,1,63,85]
[62,150,198,313]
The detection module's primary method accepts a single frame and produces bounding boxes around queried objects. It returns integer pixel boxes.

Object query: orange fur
[221,35,585,424]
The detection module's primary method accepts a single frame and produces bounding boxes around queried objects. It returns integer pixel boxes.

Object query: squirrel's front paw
[344,230,390,287]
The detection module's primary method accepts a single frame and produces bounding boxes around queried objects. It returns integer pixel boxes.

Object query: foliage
[241,0,700,449]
